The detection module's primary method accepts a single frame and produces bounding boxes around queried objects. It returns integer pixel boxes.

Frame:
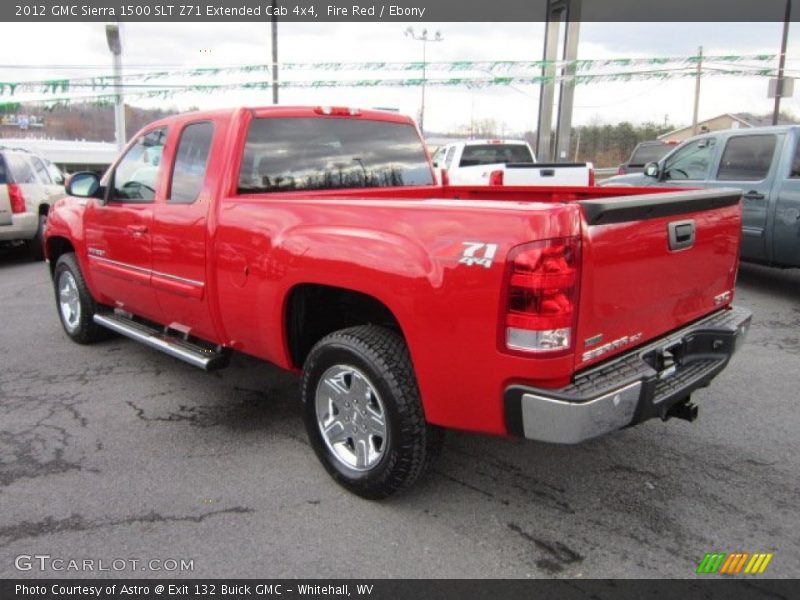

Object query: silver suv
[0,146,65,260]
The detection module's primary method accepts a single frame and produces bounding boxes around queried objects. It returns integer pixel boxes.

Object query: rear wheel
[53,253,110,344]
[302,325,443,499]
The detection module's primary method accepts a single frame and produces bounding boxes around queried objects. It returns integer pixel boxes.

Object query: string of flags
[0,54,782,109]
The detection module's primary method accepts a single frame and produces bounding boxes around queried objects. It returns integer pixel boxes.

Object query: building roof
[659,112,800,140]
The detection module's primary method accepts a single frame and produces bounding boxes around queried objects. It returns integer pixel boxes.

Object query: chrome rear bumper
[504,306,752,444]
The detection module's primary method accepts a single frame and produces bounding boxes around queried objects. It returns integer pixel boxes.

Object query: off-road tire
[302,325,443,499]
[53,252,111,344]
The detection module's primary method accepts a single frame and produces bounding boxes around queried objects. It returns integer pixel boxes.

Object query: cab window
[663,138,717,181]
[169,121,214,204]
[110,127,168,202]
[716,135,777,181]
[444,146,456,169]
[789,138,800,178]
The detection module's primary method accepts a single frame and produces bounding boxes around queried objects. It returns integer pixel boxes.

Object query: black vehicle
[617,140,678,175]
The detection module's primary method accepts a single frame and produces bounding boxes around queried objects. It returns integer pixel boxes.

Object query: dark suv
[617,140,678,175]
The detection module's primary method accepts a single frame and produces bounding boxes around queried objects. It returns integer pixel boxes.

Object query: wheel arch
[284,283,405,370]
[45,236,75,278]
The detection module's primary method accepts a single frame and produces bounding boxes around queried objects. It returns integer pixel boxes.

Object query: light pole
[772,0,792,125]
[404,27,443,135]
[271,1,279,104]
[105,23,126,151]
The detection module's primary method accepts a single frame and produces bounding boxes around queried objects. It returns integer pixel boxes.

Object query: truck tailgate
[503,162,590,186]
[575,188,742,370]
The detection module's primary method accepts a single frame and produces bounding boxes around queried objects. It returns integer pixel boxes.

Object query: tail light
[439,168,449,186]
[588,168,596,186]
[489,170,504,185]
[617,166,626,175]
[502,237,581,354]
[8,183,26,213]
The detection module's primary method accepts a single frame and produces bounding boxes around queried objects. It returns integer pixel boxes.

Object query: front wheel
[53,253,111,344]
[302,325,443,499]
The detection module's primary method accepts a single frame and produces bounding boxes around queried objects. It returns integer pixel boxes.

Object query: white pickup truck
[431,139,594,186]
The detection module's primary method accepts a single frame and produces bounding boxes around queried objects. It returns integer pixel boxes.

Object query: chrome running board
[93,313,229,371]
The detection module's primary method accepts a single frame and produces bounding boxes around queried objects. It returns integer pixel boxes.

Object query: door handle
[743,191,766,201]
[127,224,148,236]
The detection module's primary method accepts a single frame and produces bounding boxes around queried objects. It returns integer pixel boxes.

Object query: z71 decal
[459,242,498,269]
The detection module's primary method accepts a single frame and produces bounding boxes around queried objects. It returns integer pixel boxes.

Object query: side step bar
[93,313,229,371]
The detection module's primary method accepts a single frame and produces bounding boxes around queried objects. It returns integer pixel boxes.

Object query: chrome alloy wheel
[58,271,81,332]
[315,365,388,471]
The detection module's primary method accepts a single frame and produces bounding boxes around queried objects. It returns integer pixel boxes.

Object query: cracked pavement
[0,247,798,578]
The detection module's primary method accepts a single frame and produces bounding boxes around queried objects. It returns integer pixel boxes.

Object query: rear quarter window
[5,154,37,184]
[238,117,433,193]
[717,135,777,181]
[0,155,7,184]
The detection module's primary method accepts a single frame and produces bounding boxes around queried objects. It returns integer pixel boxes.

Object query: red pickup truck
[44,106,751,498]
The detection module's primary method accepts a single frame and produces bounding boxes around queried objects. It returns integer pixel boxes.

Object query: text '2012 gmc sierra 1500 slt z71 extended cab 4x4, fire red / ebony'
[43,106,751,498]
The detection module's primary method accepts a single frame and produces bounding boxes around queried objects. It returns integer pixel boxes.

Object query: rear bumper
[0,213,37,242]
[504,306,752,444]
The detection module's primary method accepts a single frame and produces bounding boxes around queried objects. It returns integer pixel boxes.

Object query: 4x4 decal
[459,242,498,268]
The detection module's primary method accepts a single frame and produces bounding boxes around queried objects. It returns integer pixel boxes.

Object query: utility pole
[773,0,792,125]
[692,46,702,136]
[404,27,443,135]
[271,1,279,104]
[105,23,126,151]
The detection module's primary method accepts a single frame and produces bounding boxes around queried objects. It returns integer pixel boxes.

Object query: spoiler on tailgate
[580,188,742,226]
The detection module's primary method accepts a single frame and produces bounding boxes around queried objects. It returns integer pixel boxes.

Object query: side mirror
[66,171,101,198]
[643,162,661,179]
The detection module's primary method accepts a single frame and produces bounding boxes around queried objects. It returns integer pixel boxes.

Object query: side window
[791,139,800,178]
[716,135,777,181]
[444,146,456,169]
[663,138,717,181]
[111,127,168,202]
[169,121,214,204]
[6,154,36,184]
[45,160,65,185]
[30,156,53,185]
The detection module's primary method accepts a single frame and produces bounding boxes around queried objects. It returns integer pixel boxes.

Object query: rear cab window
[458,144,533,167]
[716,135,777,181]
[238,117,433,194]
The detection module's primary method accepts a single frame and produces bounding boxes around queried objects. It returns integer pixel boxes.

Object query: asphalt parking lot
[0,248,798,579]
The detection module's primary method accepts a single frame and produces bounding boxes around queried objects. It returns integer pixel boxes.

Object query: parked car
[431,139,593,186]
[45,106,750,498]
[0,146,65,259]
[602,125,800,269]
[617,139,679,175]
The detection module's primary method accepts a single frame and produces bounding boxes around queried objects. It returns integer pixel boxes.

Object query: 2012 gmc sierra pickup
[44,106,751,498]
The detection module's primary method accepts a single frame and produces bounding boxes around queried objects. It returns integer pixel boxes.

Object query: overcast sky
[1,21,799,134]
